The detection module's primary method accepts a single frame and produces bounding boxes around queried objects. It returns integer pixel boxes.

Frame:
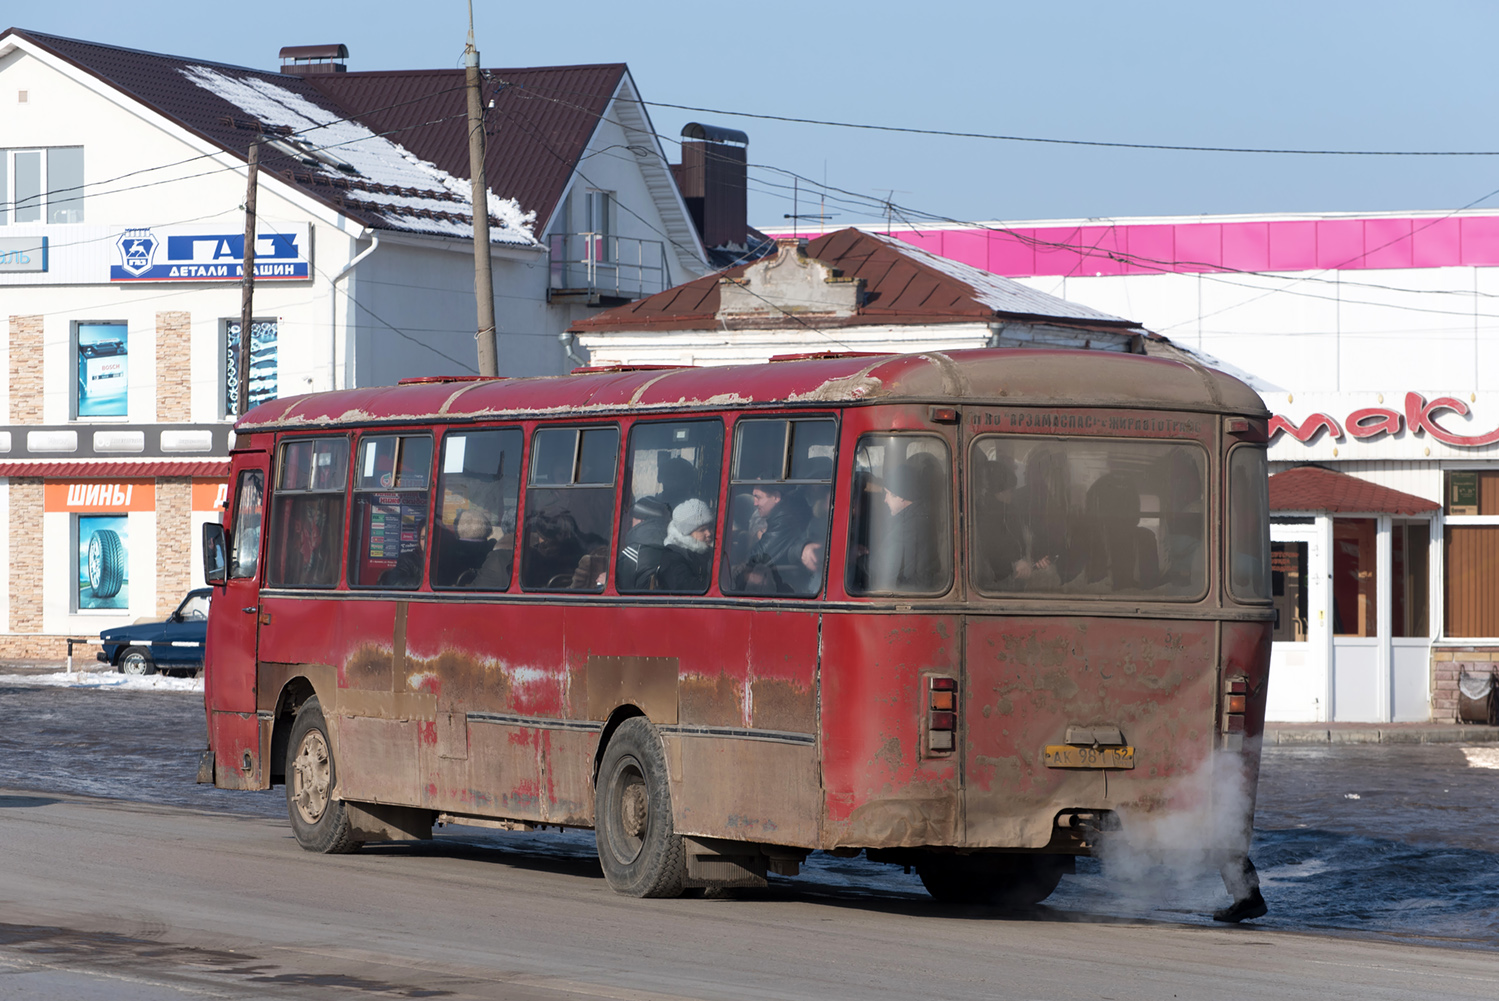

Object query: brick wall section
[156,311,192,422]
[9,315,44,424]
[7,479,43,636]
[1432,648,1499,723]
[156,478,192,616]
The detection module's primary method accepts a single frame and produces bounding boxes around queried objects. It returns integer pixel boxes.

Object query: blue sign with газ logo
[110,224,311,282]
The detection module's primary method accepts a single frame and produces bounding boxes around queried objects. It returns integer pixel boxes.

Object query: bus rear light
[926,676,958,756]
[1226,694,1247,714]
[1221,676,1248,747]
[1224,714,1246,733]
[928,406,960,424]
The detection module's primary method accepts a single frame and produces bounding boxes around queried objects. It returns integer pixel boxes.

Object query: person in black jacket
[869,452,946,592]
[734,484,812,594]
[654,499,715,591]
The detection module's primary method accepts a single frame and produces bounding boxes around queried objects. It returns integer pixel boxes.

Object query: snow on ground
[1462,746,1499,769]
[0,669,202,693]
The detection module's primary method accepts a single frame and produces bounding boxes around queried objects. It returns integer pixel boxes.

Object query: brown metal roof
[7,28,619,238]
[0,460,229,478]
[303,64,625,231]
[1269,466,1439,515]
[570,228,1142,333]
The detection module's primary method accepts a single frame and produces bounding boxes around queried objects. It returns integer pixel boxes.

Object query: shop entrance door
[1266,521,1329,721]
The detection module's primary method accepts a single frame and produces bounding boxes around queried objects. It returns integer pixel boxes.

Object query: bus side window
[721,417,835,597]
[267,437,349,588]
[229,469,264,579]
[847,435,952,595]
[521,426,619,591]
[432,428,521,590]
[348,434,434,589]
[616,419,725,594]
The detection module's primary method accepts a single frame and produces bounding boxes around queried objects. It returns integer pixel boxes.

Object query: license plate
[1043,745,1135,769]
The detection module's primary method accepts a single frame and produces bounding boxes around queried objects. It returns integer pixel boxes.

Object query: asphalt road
[3,681,1499,999]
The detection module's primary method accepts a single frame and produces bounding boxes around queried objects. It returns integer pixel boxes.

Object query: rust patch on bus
[587,656,678,723]
[669,735,820,848]
[830,777,961,848]
[679,672,740,727]
[344,644,394,692]
[749,678,816,733]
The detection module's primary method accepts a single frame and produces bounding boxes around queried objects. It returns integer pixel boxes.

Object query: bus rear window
[267,437,349,589]
[1229,446,1271,601]
[970,436,1207,599]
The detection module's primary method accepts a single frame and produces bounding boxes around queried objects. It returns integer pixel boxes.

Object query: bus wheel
[595,717,686,898]
[916,854,1067,908]
[118,647,155,676]
[285,696,360,854]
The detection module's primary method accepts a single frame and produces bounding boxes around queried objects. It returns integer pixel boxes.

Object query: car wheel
[87,529,125,599]
[595,716,687,898]
[285,696,360,854]
[118,646,154,676]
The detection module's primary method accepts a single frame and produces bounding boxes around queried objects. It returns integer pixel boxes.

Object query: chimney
[279,44,349,76]
[677,122,748,250]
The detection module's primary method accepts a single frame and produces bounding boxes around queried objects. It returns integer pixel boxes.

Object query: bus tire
[916,854,1067,908]
[118,646,155,676]
[595,717,686,898]
[285,696,361,855]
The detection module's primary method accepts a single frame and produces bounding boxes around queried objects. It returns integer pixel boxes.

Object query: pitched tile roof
[5,29,621,243]
[1268,465,1439,515]
[304,64,626,233]
[570,228,1142,333]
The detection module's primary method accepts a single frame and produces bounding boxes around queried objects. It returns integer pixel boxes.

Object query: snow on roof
[179,64,537,246]
[866,231,1126,324]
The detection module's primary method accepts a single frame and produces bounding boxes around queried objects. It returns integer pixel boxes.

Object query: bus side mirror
[203,522,228,585]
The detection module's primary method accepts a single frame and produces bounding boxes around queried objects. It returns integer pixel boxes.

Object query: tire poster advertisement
[78,514,129,609]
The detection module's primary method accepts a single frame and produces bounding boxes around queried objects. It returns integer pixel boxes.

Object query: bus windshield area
[970,436,1208,599]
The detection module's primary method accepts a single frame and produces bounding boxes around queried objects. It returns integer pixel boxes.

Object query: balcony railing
[548,233,669,304]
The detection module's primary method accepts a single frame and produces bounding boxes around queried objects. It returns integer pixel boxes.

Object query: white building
[763,211,1499,723]
[0,28,707,657]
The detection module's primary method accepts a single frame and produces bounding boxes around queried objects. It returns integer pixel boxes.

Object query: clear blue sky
[17,1,1499,229]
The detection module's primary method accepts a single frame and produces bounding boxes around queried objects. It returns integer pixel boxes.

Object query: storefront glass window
[1333,517,1378,637]
[1443,471,1499,638]
[224,318,278,416]
[1392,520,1429,638]
[1271,541,1308,642]
[76,514,129,610]
[75,322,129,418]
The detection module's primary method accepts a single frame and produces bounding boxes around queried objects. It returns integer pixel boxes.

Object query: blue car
[96,589,212,677]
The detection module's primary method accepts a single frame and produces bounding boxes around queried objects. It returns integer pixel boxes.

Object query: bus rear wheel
[595,717,686,898]
[285,696,360,854]
[916,854,1068,908]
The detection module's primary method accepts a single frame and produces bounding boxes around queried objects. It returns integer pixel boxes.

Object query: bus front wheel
[285,696,361,854]
[916,854,1068,908]
[595,717,686,898]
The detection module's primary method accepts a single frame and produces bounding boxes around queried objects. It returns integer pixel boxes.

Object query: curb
[1265,725,1499,745]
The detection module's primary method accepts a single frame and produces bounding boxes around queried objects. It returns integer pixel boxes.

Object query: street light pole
[466,5,498,377]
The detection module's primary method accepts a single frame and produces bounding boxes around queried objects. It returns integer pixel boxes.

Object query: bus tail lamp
[1222,677,1248,748]
[927,676,957,755]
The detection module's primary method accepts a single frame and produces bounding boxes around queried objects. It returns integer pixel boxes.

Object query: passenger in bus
[1080,471,1160,591]
[1157,447,1205,590]
[654,499,715,591]
[654,457,697,511]
[868,452,945,591]
[524,510,586,588]
[618,496,670,588]
[433,508,496,587]
[972,455,1025,589]
[1013,446,1083,589]
[379,523,427,587]
[733,483,812,593]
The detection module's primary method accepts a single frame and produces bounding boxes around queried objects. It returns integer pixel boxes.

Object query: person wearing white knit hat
[654,498,715,591]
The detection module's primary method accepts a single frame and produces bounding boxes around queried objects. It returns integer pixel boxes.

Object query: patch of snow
[1344,792,1362,800]
[1462,746,1499,769]
[871,231,1127,323]
[179,64,537,246]
[0,669,202,692]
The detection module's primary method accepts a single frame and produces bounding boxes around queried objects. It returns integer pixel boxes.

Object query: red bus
[200,348,1272,908]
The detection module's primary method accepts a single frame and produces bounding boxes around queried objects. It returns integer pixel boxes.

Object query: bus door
[207,451,269,790]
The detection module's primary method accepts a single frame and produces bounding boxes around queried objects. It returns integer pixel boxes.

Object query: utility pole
[237,141,259,416]
[466,2,498,377]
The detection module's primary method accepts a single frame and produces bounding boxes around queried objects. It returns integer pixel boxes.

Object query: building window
[223,318,278,416]
[1333,517,1378,637]
[1392,520,1430,638]
[0,147,84,225]
[1444,470,1499,638]
[73,321,129,419]
[586,189,613,262]
[1271,541,1309,642]
[76,514,129,610]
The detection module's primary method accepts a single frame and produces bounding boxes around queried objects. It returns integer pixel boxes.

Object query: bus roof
[235,348,1267,432]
